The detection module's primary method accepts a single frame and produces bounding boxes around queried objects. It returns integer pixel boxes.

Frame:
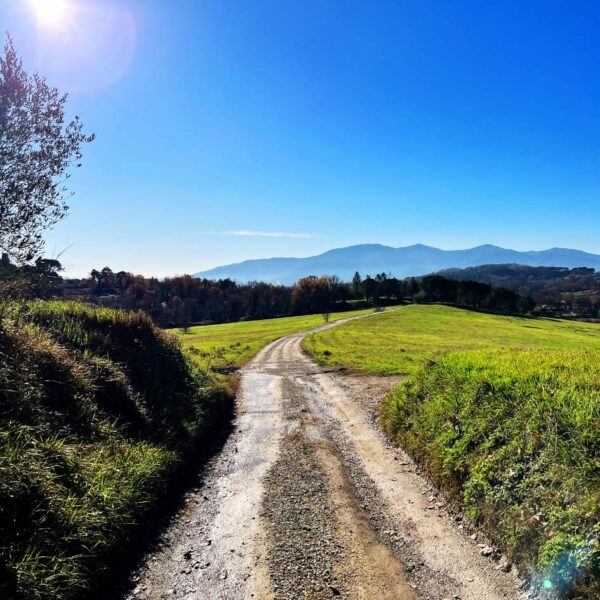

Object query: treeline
[441,264,600,316]
[53,267,535,327]
[1,258,536,327]
[353,271,533,313]
[413,274,536,314]
[69,268,352,327]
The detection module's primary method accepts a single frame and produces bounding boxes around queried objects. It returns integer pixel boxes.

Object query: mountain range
[194,244,600,284]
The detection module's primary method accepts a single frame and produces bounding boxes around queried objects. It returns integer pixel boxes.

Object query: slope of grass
[176,307,387,371]
[381,349,599,597]
[304,304,600,374]
[0,301,231,600]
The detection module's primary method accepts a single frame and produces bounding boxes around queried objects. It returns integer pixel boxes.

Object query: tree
[486,287,519,313]
[0,36,94,264]
[517,295,536,314]
[456,280,490,307]
[362,275,377,301]
[352,271,362,298]
[291,276,333,314]
[407,277,420,300]
[384,276,403,300]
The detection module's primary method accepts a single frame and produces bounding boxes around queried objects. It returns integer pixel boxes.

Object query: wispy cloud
[223,230,315,239]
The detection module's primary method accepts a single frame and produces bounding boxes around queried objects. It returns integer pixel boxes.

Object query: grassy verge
[176,307,388,371]
[304,305,600,597]
[304,304,600,374]
[0,301,231,600]
[381,349,599,597]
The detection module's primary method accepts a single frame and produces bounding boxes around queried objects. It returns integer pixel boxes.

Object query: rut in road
[126,318,528,600]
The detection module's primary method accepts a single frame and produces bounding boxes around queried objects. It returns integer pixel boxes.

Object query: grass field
[304,304,600,597]
[304,304,600,374]
[176,307,389,371]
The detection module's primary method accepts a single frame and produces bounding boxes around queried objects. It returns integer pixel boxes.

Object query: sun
[29,0,70,28]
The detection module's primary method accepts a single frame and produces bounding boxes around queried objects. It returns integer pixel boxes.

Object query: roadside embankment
[381,348,599,598]
[0,301,232,600]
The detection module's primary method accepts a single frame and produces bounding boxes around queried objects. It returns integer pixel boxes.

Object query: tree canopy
[0,36,94,263]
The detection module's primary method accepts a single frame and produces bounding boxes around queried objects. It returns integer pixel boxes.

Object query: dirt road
[126,318,528,600]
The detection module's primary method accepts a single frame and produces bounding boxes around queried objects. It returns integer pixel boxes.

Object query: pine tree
[352,271,362,298]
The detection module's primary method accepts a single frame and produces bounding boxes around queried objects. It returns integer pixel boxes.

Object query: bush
[381,348,599,598]
[0,301,231,600]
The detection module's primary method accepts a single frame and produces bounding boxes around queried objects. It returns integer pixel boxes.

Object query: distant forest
[441,264,600,316]
[3,263,533,328]
[5,255,600,327]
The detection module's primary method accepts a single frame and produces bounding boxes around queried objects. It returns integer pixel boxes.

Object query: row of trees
[414,275,535,314]
[53,267,536,328]
[348,271,533,313]
[77,270,353,327]
[1,254,537,326]
[442,264,600,316]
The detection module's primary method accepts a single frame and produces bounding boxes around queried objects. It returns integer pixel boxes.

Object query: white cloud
[224,230,315,239]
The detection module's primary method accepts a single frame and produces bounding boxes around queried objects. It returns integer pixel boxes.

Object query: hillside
[194,244,600,284]
[0,301,231,600]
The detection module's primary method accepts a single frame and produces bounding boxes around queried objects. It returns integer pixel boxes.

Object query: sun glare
[29,0,70,28]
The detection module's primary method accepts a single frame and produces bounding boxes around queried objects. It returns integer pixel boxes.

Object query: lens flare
[28,1,137,95]
[29,0,70,28]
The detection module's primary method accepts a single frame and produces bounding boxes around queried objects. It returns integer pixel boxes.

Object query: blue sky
[3,0,600,277]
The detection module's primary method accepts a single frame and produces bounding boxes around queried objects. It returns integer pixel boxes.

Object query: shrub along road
[125,312,528,600]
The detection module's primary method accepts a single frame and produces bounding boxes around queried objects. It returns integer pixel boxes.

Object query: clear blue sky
[3,0,600,277]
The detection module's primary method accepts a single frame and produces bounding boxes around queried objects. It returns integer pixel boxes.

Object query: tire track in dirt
[262,377,417,599]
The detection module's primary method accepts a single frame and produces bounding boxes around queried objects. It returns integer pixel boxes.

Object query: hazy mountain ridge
[195,244,600,284]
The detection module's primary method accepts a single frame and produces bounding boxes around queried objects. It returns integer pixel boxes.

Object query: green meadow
[303,304,600,374]
[175,307,388,371]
